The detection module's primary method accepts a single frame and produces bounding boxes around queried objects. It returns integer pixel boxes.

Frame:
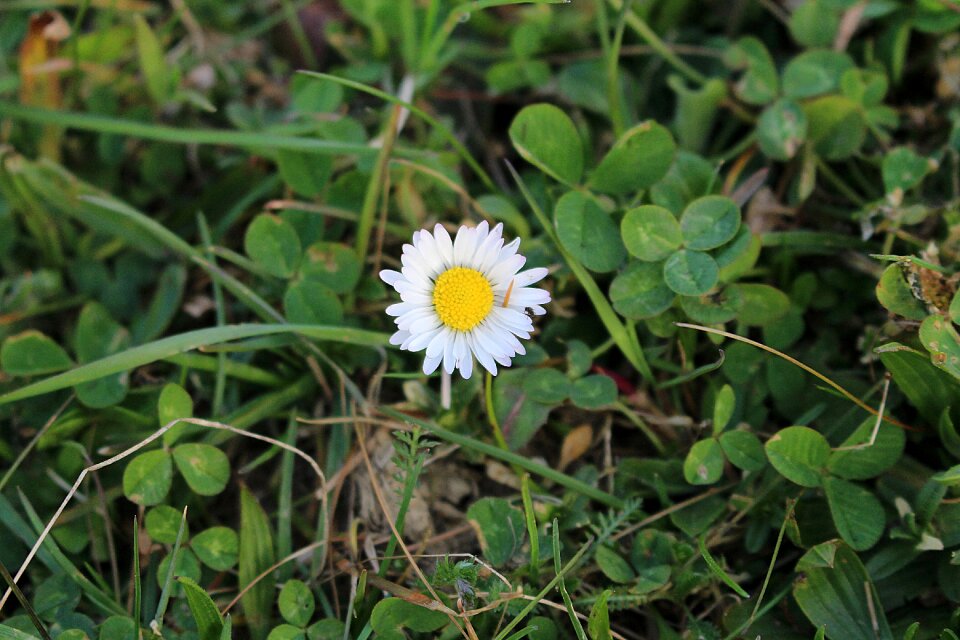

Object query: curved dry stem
[675,322,917,432]
[0,417,328,614]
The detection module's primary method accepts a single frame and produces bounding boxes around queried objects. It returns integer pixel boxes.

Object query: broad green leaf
[650,150,717,214]
[827,416,905,480]
[757,99,808,161]
[240,487,276,640]
[824,476,885,551]
[595,546,635,583]
[157,547,201,588]
[508,103,583,186]
[278,580,315,627]
[466,497,526,567]
[145,505,185,544]
[522,368,572,405]
[875,264,926,321]
[718,430,766,471]
[159,382,194,446]
[678,287,743,325]
[1,624,47,639]
[73,302,131,408]
[621,205,682,262]
[493,369,551,449]
[683,438,724,485]
[369,598,447,635]
[794,540,893,640]
[589,121,676,194]
[97,616,135,640]
[134,15,172,104]
[587,590,613,640]
[680,196,740,251]
[765,426,830,487]
[663,250,719,296]
[783,51,855,100]
[724,37,778,105]
[920,315,960,381]
[244,214,301,279]
[554,191,625,273]
[283,280,343,325]
[610,261,676,319]
[277,149,331,198]
[788,0,839,47]
[305,619,346,640]
[877,343,959,425]
[177,577,223,640]
[300,242,361,294]
[267,625,304,640]
[804,95,867,160]
[570,375,618,409]
[716,228,761,282]
[731,284,790,326]
[172,444,230,496]
[192,526,239,571]
[882,147,930,195]
[1,330,73,376]
[123,450,172,506]
[713,384,736,433]
[132,263,186,343]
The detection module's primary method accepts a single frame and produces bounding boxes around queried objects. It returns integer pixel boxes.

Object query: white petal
[487,254,526,288]
[426,327,451,359]
[386,302,417,317]
[408,327,440,352]
[409,314,441,335]
[453,225,478,265]
[515,267,548,287]
[423,353,442,375]
[433,224,455,267]
[380,269,403,286]
[470,334,498,375]
[507,287,551,307]
[495,307,534,332]
[389,330,410,346]
[416,229,445,276]
[399,290,433,306]
[443,336,456,374]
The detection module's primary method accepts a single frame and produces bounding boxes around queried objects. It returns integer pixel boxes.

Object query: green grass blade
[133,516,142,639]
[553,518,588,640]
[493,530,594,640]
[698,536,750,599]
[239,486,276,640]
[152,507,189,633]
[17,490,125,617]
[178,576,224,640]
[296,71,496,191]
[0,102,431,159]
[506,162,654,382]
[0,324,391,405]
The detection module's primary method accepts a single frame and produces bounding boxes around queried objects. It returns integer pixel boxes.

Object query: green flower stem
[605,0,707,85]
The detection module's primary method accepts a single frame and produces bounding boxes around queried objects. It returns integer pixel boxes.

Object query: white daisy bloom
[380,221,550,379]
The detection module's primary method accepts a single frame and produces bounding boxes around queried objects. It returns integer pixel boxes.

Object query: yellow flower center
[432,267,494,331]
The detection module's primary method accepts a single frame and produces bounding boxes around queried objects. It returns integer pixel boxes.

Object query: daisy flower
[380,221,550,379]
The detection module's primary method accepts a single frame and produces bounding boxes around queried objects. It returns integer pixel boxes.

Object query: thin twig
[0,417,327,613]
[675,323,916,431]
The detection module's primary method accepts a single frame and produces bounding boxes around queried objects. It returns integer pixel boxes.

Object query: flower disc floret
[432,267,494,331]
